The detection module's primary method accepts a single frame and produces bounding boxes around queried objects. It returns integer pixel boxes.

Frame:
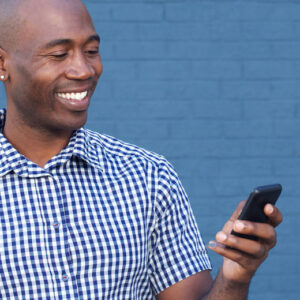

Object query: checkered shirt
[0,108,211,299]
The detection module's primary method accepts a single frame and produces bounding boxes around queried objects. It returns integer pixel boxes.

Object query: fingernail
[235,221,245,231]
[217,231,227,242]
[266,204,274,214]
[207,241,216,248]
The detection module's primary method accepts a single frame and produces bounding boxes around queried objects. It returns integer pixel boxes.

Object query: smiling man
[0,0,102,168]
[0,0,282,299]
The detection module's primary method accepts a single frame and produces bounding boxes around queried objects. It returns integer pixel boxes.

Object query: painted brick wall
[82,1,300,299]
[1,0,299,299]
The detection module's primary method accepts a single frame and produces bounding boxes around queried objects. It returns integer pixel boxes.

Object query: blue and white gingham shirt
[0,108,211,299]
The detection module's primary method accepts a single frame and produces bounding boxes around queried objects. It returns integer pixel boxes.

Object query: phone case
[231,184,282,241]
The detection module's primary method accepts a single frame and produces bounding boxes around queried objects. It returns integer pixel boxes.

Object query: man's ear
[0,47,9,81]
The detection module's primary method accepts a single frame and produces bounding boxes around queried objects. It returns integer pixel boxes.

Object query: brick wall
[83,1,300,298]
[1,0,299,298]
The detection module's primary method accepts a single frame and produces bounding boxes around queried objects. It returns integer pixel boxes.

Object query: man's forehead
[1,0,85,14]
[19,0,88,18]
[10,0,91,33]
[18,0,94,42]
[0,0,95,54]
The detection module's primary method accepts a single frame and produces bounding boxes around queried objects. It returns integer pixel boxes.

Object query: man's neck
[3,118,73,168]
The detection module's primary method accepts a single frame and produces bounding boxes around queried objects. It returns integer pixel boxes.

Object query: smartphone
[231,184,282,241]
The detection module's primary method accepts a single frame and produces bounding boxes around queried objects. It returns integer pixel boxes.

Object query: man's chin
[51,111,88,135]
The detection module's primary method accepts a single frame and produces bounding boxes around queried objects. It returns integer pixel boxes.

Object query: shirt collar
[71,127,105,172]
[0,108,104,177]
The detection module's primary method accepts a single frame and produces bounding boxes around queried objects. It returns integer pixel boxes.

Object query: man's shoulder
[82,128,168,168]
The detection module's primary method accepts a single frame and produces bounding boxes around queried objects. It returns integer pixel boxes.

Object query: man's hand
[157,201,283,300]
[208,201,283,284]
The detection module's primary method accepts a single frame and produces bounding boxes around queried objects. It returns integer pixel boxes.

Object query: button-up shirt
[0,109,211,299]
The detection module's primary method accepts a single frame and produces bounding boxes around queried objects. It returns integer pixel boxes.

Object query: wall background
[1,0,299,299]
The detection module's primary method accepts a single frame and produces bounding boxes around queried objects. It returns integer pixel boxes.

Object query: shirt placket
[34,174,79,299]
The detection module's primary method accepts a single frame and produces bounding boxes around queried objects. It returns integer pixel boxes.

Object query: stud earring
[0,75,4,80]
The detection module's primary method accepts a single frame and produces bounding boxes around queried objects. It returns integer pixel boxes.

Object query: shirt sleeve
[148,158,212,295]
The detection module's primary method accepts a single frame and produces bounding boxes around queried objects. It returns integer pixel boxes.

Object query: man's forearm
[202,267,249,300]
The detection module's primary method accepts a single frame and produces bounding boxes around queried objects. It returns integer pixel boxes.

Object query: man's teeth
[56,91,88,101]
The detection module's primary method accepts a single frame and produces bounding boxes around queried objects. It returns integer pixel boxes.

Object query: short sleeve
[148,159,212,295]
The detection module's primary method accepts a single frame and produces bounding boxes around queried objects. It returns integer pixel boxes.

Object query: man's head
[0,0,103,136]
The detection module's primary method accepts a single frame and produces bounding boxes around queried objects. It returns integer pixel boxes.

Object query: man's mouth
[56,90,88,101]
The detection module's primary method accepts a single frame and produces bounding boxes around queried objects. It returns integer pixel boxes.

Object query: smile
[56,91,88,101]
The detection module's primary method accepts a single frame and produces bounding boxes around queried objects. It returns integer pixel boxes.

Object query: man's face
[4,0,103,134]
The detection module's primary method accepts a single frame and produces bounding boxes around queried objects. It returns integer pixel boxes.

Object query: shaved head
[0,0,24,50]
[0,0,87,51]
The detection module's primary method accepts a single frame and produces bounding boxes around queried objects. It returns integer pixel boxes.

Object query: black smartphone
[231,184,282,241]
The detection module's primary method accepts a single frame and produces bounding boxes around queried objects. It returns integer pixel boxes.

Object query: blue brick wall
[1,0,299,298]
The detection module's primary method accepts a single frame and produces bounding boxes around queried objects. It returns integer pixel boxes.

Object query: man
[0,0,282,299]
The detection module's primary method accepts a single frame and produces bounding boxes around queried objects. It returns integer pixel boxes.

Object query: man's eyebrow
[43,38,73,49]
[42,34,100,50]
[87,34,101,44]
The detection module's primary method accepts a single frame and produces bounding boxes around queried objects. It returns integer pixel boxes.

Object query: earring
[0,75,4,80]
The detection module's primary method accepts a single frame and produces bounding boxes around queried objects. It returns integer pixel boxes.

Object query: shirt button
[52,222,60,230]
[62,273,69,282]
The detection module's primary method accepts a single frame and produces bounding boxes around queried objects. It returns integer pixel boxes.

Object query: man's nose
[65,52,95,80]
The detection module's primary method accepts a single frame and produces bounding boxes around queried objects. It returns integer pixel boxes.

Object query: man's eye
[86,50,99,55]
[51,53,68,59]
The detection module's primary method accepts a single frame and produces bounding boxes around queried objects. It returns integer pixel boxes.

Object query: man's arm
[156,202,283,300]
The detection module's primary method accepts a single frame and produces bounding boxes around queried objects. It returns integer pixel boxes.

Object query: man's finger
[233,220,276,246]
[222,200,246,234]
[207,240,257,270]
[264,204,283,227]
[215,230,270,258]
